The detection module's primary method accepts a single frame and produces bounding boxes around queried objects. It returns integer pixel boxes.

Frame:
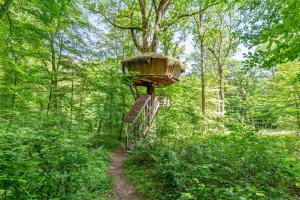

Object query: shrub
[125,134,300,200]
[0,128,112,200]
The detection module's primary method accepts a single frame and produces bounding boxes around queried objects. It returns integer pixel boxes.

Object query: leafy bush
[0,128,112,200]
[125,134,300,200]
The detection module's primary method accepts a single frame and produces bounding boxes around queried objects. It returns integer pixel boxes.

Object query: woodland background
[0,0,299,199]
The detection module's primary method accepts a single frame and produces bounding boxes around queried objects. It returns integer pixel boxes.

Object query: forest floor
[109,149,141,200]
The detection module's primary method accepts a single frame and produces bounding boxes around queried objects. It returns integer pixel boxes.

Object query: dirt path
[109,149,140,200]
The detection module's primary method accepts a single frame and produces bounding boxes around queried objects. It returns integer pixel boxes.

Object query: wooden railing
[124,94,161,150]
[158,94,170,107]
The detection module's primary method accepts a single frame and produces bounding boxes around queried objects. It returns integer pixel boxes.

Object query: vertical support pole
[146,103,149,127]
[143,104,147,135]
[125,123,128,150]
[147,85,155,124]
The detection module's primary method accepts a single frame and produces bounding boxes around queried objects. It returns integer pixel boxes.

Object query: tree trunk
[97,118,102,134]
[48,40,58,114]
[197,3,206,116]
[109,67,114,133]
[147,84,155,104]
[200,41,205,116]
[238,86,247,123]
[7,68,17,130]
[118,92,126,140]
[52,67,58,112]
[294,91,300,134]
[218,63,225,117]
[46,84,52,115]
[139,0,150,52]
[69,72,74,127]
[78,81,85,122]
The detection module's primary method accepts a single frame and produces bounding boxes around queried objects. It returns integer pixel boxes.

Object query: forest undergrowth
[0,122,120,200]
[125,129,300,200]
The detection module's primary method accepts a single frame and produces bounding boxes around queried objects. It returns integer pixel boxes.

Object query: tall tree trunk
[97,118,103,134]
[7,68,17,130]
[118,92,126,140]
[294,91,300,134]
[46,84,52,115]
[52,68,58,112]
[197,4,206,116]
[77,80,85,123]
[109,67,114,134]
[238,85,246,123]
[200,40,205,116]
[51,40,58,112]
[297,112,300,134]
[69,72,74,127]
[139,0,150,52]
[218,63,225,117]
[47,41,58,114]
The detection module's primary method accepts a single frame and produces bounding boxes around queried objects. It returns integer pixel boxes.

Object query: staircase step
[124,94,151,123]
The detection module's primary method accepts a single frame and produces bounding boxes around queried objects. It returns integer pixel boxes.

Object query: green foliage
[156,75,203,139]
[0,0,129,199]
[1,0,299,200]
[247,63,300,131]
[125,133,300,200]
[0,127,113,199]
[240,0,300,67]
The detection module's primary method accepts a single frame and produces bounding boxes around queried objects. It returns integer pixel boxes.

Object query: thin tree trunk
[109,67,114,134]
[196,4,206,116]
[218,63,225,117]
[47,40,58,115]
[200,40,205,116]
[69,72,74,127]
[118,92,126,140]
[294,91,300,134]
[47,83,52,115]
[238,85,246,123]
[78,81,85,122]
[97,118,103,134]
[51,40,58,112]
[7,69,17,130]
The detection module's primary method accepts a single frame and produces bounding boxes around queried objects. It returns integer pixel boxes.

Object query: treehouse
[121,53,184,149]
[121,52,184,88]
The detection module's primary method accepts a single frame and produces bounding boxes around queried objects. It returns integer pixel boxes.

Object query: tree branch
[208,46,220,64]
[147,1,154,19]
[150,0,171,52]
[106,18,142,30]
[130,28,143,52]
[152,0,158,13]
[162,2,220,30]
[6,12,12,43]
[139,0,149,50]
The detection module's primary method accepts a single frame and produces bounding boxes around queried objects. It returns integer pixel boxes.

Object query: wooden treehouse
[121,53,184,149]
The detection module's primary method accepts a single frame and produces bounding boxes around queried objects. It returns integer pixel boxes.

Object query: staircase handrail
[124,95,161,149]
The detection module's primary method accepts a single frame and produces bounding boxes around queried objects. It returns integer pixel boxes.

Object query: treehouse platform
[121,52,185,87]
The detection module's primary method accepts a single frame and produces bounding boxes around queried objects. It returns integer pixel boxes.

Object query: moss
[121,52,185,72]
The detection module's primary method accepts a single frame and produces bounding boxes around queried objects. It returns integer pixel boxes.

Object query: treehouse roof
[121,53,185,87]
[121,52,185,70]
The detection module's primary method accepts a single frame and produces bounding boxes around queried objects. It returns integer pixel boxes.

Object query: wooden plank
[124,94,151,123]
[127,75,177,87]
